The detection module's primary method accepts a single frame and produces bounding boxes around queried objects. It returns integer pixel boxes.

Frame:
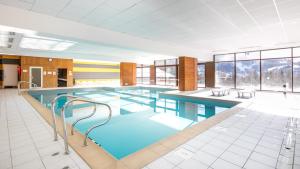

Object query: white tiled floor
[1,88,300,169]
[0,89,90,169]
[144,92,300,169]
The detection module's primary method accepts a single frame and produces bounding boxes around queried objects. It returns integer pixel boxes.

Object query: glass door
[30,67,43,88]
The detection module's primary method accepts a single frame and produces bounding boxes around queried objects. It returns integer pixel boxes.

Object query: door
[57,68,67,87]
[30,67,43,88]
[3,64,18,87]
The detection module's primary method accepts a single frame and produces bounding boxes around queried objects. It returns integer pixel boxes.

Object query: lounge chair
[211,88,231,96]
[237,88,255,98]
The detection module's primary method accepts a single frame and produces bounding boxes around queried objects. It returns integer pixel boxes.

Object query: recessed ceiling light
[20,36,76,51]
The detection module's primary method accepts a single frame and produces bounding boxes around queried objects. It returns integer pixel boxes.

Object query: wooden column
[120,62,136,86]
[178,56,198,91]
[205,62,215,87]
[150,65,155,85]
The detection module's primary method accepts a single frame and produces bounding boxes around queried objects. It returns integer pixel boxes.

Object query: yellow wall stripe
[74,60,120,66]
[73,67,120,73]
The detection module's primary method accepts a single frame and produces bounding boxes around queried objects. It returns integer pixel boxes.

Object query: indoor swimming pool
[29,87,237,159]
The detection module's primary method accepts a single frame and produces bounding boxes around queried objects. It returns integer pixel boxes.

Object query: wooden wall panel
[205,62,215,88]
[178,56,198,91]
[120,62,136,86]
[20,56,73,89]
[1,55,21,59]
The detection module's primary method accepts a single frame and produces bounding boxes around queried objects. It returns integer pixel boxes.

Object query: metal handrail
[71,103,97,135]
[51,94,81,141]
[17,81,38,95]
[83,105,112,146]
[61,98,112,154]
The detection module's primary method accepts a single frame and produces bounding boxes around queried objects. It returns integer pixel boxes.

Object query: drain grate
[51,152,60,156]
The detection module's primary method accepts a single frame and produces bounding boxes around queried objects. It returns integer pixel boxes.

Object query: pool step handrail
[61,98,112,154]
[83,104,112,146]
[51,94,82,141]
[71,103,97,135]
[17,81,38,95]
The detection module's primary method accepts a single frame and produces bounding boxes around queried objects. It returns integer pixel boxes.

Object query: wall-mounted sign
[43,71,47,75]
[69,71,72,76]
[22,69,28,73]
[48,71,52,75]
[53,72,56,75]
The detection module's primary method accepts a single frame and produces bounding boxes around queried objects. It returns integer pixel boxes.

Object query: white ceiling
[1,0,300,62]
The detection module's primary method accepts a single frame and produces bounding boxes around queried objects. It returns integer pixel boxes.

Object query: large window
[261,49,292,91]
[294,48,300,92]
[136,65,142,84]
[215,62,235,88]
[155,59,178,86]
[214,47,300,92]
[236,52,260,89]
[166,66,177,86]
[236,60,260,89]
[215,54,235,88]
[294,57,300,92]
[261,58,292,91]
[155,67,166,85]
[197,64,205,87]
[136,64,150,84]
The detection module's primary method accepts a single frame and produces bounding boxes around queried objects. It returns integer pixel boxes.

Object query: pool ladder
[17,81,38,95]
[51,94,112,154]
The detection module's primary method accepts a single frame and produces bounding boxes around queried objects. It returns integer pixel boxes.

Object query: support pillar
[150,65,155,85]
[120,62,136,86]
[205,62,215,88]
[178,56,198,91]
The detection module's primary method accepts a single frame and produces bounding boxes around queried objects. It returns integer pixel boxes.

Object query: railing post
[61,101,71,154]
[50,95,80,141]
[51,96,112,154]
[18,81,38,95]
[51,99,59,141]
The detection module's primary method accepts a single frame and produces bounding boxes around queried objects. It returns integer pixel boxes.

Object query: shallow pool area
[29,87,237,159]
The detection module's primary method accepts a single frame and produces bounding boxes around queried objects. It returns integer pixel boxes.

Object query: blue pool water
[29,87,237,159]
